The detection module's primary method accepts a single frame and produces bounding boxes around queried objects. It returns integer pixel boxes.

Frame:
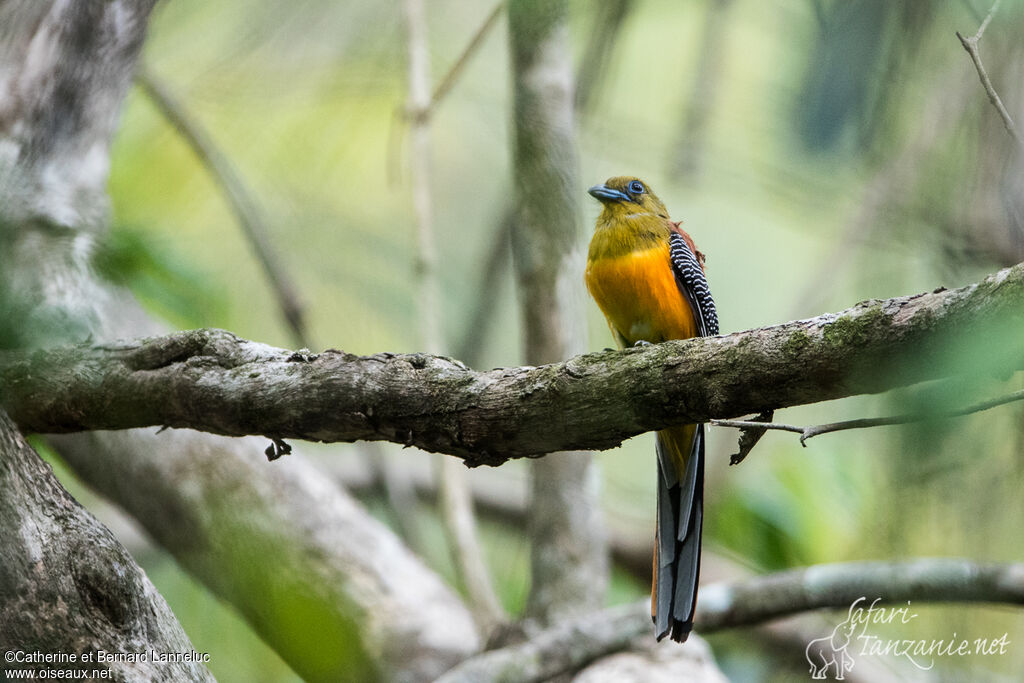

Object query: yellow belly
[585,243,698,347]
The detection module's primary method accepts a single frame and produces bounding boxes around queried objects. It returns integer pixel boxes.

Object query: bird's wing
[668,228,718,337]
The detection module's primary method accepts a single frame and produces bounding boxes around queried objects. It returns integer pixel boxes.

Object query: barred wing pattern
[668,231,718,337]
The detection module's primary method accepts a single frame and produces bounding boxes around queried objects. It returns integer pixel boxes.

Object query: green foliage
[92,225,227,330]
[59,0,1024,677]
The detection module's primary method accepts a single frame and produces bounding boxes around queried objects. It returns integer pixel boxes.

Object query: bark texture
[436,603,725,683]
[48,425,480,683]
[0,410,214,681]
[572,638,728,683]
[4,261,1023,463]
[0,4,210,679]
[695,558,1024,630]
[439,558,1024,683]
[0,0,156,347]
[0,2,481,681]
[508,0,607,623]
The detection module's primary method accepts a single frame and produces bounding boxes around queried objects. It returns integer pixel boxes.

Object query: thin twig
[574,0,634,114]
[389,0,504,182]
[427,1,506,117]
[403,0,505,631]
[669,0,735,180]
[361,442,427,555]
[956,0,1024,148]
[136,67,311,348]
[713,388,1024,447]
[456,209,513,364]
[388,1,504,182]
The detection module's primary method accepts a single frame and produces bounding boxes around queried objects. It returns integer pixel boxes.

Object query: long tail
[652,423,704,642]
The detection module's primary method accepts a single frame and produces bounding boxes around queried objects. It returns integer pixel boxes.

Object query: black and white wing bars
[669,231,719,337]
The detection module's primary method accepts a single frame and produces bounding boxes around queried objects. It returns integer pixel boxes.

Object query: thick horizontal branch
[437,558,1024,683]
[3,262,1024,465]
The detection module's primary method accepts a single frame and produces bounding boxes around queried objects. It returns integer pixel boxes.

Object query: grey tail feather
[653,425,705,643]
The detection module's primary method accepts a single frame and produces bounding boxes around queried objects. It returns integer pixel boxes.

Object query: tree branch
[437,558,1024,683]
[426,1,506,116]
[508,0,607,623]
[956,0,1023,148]
[574,0,635,114]
[4,261,1024,464]
[713,387,1024,446]
[403,0,505,630]
[135,67,312,348]
[0,1,483,678]
[49,427,481,682]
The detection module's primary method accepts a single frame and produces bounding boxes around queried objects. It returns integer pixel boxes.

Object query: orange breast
[585,243,698,347]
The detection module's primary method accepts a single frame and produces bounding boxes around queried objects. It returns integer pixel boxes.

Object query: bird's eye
[628,180,645,195]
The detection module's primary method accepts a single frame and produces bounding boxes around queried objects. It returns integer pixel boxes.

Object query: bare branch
[135,67,312,347]
[4,261,1024,463]
[436,601,650,683]
[49,427,481,681]
[970,0,999,40]
[403,0,505,629]
[428,1,506,115]
[0,2,482,678]
[668,0,736,180]
[574,0,635,114]
[399,1,506,126]
[956,0,1023,148]
[701,558,1024,629]
[713,387,1024,446]
[437,559,1024,683]
[726,409,773,465]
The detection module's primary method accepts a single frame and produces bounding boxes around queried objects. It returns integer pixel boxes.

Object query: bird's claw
[633,340,653,347]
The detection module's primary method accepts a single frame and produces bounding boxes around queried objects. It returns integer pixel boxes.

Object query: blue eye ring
[628,180,645,195]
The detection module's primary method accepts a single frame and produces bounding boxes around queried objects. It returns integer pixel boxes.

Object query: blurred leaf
[795,0,901,153]
[93,225,228,329]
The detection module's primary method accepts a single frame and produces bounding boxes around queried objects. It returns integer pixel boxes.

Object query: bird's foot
[633,340,653,347]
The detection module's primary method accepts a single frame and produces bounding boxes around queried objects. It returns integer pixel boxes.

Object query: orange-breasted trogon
[585,176,718,643]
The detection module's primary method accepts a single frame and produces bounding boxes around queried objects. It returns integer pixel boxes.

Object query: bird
[584,176,718,643]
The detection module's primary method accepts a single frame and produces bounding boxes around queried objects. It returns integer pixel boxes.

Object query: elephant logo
[805,603,860,680]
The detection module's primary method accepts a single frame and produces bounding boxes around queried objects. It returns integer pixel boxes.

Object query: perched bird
[585,176,718,643]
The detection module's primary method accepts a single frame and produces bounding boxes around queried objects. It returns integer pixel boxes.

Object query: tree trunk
[507,0,609,624]
[0,410,214,681]
[0,2,480,681]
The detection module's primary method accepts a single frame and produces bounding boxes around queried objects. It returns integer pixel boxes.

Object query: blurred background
[46,0,1024,679]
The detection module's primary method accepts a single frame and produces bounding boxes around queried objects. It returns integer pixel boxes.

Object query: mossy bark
[4,261,1023,465]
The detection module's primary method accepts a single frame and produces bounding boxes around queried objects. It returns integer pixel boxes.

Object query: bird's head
[588,176,669,219]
